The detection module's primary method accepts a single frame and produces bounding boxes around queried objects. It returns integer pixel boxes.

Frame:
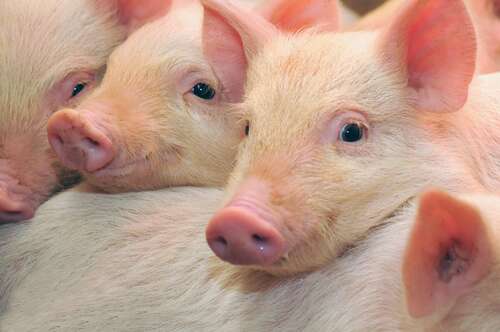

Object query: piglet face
[0,0,126,222]
[205,0,477,275]
[48,10,243,193]
[208,34,425,275]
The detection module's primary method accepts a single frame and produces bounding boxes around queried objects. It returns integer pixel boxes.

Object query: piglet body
[1,187,500,331]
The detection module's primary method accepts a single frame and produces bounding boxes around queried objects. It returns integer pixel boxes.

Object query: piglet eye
[340,122,364,143]
[192,82,216,100]
[71,82,87,98]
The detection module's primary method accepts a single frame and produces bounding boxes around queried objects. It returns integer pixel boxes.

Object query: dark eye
[71,82,87,98]
[340,123,364,143]
[192,82,216,100]
[245,121,250,136]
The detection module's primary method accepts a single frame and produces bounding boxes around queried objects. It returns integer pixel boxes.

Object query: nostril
[85,137,100,147]
[54,133,64,146]
[215,236,228,247]
[252,234,267,244]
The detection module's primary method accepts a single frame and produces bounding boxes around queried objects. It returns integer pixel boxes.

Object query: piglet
[2,185,500,331]
[45,0,338,193]
[200,0,500,276]
[0,0,171,222]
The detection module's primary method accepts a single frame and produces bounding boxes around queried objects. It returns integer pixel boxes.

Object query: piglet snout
[48,109,115,173]
[0,189,34,223]
[206,205,285,267]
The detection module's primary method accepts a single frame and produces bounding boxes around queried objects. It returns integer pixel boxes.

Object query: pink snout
[206,206,286,266]
[0,189,34,223]
[47,109,115,173]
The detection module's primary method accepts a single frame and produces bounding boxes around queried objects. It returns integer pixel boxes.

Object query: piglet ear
[378,0,477,113]
[257,0,340,32]
[92,0,177,31]
[402,190,493,319]
[201,0,276,103]
[116,0,174,30]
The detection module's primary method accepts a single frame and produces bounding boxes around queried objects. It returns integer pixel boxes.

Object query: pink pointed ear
[201,0,276,103]
[402,190,493,319]
[257,0,340,32]
[116,0,173,30]
[93,0,177,31]
[379,0,476,113]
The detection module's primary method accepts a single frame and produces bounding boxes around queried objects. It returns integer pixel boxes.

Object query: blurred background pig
[200,0,500,276]
[464,0,500,73]
[351,0,500,74]
[2,184,500,331]
[0,0,173,223]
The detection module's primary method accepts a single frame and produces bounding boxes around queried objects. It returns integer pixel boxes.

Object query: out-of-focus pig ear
[378,0,476,113]
[201,0,277,103]
[402,190,492,319]
[93,0,175,31]
[117,0,174,29]
[256,0,340,32]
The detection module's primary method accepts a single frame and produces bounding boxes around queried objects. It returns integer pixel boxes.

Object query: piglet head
[0,0,151,222]
[205,0,477,275]
[48,0,245,193]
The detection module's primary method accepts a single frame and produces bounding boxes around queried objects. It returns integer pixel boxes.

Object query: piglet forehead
[242,32,398,146]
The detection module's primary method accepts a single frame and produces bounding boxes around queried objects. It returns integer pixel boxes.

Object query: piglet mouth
[91,155,151,178]
[89,145,181,179]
